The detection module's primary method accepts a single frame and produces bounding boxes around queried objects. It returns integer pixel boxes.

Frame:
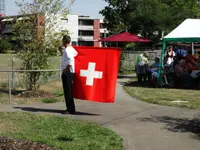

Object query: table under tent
[157,19,200,87]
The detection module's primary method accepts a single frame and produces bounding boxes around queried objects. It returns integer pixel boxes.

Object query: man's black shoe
[61,110,69,114]
[61,110,76,115]
[69,111,76,114]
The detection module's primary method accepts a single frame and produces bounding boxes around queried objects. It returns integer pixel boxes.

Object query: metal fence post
[126,52,128,75]
[12,57,15,88]
[8,72,12,104]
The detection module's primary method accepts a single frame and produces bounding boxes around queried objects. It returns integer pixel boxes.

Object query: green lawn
[0,54,61,70]
[124,77,200,109]
[0,112,123,150]
[0,54,20,69]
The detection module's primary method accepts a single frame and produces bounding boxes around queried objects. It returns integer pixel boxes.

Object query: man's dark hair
[62,35,71,45]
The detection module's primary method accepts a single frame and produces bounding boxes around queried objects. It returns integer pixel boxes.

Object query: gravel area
[0,136,54,150]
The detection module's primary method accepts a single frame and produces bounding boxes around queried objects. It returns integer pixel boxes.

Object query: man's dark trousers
[61,70,75,113]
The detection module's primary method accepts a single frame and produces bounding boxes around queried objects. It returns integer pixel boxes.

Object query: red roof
[0,14,6,17]
[99,32,151,43]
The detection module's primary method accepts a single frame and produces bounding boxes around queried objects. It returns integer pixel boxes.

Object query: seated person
[150,57,171,79]
[197,52,200,64]
[149,57,167,85]
[151,57,160,68]
[185,51,200,72]
[164,56,179,74]
[175,59,188,76]
[191,70,200,78]
[174,59,195,88]
[185,51,200,79]
[135,53,149,83]
[149,57,160,72]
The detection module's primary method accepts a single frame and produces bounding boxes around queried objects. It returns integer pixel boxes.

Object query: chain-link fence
[0,55,62,104]
[0,50,161,104]
[0,69,62,104]
[119,50,161,75]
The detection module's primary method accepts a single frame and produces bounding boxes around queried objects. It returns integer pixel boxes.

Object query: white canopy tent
[158,19,200,85]
[164,19,200,42]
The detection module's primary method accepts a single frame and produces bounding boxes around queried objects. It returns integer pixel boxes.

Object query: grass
[0,80,63,104]
[41,98,59,103]
[0,93,9,104]
[0,53,60,70]
[0,112,123,150]
[119,70,135,75]
[40,80,64,104]
[0,54,21,72]
[123,77,200,109]
[40,79,64,100]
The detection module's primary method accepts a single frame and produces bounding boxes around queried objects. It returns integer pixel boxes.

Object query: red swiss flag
[73,46,121,103]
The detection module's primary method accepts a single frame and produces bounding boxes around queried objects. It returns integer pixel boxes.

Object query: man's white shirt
[61,46,78,73]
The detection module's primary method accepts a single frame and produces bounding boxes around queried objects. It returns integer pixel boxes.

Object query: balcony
[100,29,109,33]
[78,36,94,41]
[78,25,94,30]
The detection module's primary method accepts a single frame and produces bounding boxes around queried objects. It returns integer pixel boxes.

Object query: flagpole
[192,42,194,55]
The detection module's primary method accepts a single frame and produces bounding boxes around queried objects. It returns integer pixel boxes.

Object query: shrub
[0,38,12,53]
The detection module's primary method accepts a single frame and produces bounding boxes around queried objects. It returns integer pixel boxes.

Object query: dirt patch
[40,80,62,92]
[0,136,55,150]
[17,90,55,98]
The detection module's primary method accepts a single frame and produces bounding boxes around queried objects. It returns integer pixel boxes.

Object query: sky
[5,0,108,19]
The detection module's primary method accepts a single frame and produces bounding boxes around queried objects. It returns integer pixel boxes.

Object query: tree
[100,0,200,42]
[0,37,12,53]
[13,0,73,90]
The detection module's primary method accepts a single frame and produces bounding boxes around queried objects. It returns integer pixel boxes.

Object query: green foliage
[119,53,126,74]
[0,37,12,53]
[13,0,72,90]
[100,0,200,42]
[124,43,136,50]
[41,98,59,103]
[51,90,64,97]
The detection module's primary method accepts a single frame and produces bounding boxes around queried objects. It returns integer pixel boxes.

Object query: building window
[78,19,93,26]
[78,30,94,36]
[100,33,105,38]
[78,41,94,46]
[100,23,105,28]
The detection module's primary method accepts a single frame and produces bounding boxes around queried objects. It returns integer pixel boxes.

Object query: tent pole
[157,41,166,86]
[192,42,194,55]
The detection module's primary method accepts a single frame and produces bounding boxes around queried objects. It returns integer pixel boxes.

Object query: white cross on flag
[73,46,121,103]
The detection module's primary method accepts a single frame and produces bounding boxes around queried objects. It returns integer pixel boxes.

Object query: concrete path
[0,76,200,150]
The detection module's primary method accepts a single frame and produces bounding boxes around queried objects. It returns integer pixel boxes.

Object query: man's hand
[63,65,72,73]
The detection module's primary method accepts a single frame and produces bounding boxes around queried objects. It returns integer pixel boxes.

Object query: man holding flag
[61,35,78,114]
[60,35,121,115]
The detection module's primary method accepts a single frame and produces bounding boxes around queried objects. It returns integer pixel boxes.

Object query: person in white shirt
[61,35,78,114]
